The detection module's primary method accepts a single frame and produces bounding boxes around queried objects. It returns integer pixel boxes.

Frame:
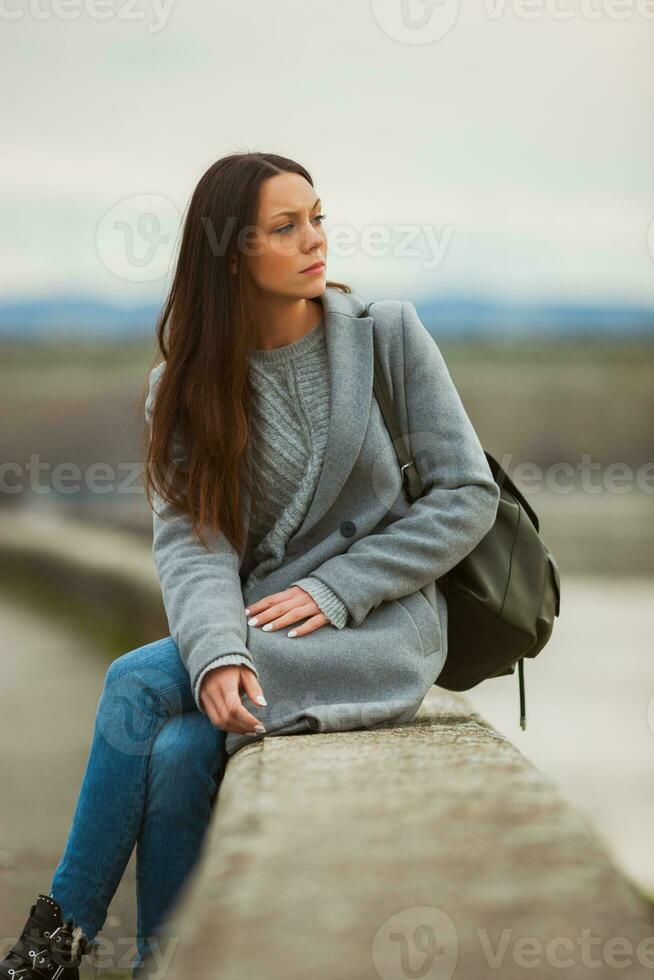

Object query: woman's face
[241,172,328,300]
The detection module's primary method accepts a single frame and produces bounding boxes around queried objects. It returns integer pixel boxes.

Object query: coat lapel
[237,286,374,563]
[286,285,374,549]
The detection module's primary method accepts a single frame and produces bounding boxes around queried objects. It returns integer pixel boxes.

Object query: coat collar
[240,285,375,557]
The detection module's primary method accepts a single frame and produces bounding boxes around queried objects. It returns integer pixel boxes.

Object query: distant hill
[416,296,654,338]
[0,293,652,339]
[0,297,159,339]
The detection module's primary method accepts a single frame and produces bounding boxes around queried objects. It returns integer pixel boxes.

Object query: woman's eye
[273,213,327,234]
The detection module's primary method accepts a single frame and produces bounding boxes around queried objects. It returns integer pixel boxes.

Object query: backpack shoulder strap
[359,303,424,501]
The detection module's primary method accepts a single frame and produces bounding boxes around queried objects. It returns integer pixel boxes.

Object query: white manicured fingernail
[247,617,258,626]
[256,694,267,705]
[288,630,297,638]
[244,607,251,615]
[262,623,273,632]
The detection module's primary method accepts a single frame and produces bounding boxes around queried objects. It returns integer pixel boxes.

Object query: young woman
[0,152,499,980]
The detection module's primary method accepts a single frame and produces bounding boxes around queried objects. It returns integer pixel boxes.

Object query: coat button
[340,520,356,537]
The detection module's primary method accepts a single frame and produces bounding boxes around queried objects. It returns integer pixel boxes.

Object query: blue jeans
[49,636,227,977]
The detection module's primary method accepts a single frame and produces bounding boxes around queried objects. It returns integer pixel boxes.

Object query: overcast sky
[1,0,653,307]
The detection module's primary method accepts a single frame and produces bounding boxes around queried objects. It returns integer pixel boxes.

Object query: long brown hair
[141,151,350,556]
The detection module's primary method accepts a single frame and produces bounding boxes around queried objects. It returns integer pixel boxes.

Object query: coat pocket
[394,587,442,658]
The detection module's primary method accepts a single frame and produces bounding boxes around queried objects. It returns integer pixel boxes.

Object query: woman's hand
[200,664,267,735]
[245,586,328,637]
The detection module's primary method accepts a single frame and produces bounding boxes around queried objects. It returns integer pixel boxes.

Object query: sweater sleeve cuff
[193,654,259,714]
[291,577,350,629]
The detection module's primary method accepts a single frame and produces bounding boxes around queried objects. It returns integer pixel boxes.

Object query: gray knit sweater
[194,315,349,699]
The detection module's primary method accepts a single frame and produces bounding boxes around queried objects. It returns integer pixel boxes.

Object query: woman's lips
[300,262,326,274]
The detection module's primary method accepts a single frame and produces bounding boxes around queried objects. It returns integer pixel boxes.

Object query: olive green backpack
[364,304,562,730]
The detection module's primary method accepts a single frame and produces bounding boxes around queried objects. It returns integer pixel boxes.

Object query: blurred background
[1,0,653,963]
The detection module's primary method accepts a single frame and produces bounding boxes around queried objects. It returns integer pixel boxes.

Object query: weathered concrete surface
[158,688,654,980]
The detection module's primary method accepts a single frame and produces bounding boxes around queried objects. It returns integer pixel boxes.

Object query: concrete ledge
[159,688,654,980]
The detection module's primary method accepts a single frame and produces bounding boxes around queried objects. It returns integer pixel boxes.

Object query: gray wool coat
[145,286,500,756]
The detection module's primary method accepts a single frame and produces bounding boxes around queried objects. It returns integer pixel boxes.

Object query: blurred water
[464,574,654,897]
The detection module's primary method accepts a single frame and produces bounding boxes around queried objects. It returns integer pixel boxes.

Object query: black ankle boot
[0,894,90,979]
